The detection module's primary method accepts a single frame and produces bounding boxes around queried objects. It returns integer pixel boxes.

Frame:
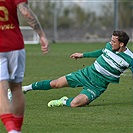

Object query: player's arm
[17,2,48,55]
[70,49,103,59]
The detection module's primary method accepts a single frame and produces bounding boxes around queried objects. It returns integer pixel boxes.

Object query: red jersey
[0,0,28,52]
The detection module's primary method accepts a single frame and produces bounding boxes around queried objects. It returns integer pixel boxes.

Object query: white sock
[23,84,32,91]
[8,130,20,133]
[63,100,67,105]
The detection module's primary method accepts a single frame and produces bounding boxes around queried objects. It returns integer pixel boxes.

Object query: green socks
[32,80,52,90]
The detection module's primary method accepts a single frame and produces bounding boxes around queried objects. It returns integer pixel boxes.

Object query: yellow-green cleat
[48,96,68,107]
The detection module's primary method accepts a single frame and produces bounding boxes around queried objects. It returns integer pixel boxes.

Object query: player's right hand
[40,36,49,55]
[70,53,83,59]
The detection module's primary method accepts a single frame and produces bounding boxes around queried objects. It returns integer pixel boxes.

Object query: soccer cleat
[22,86,27,94]
[22,84,33,94]
[48,96,68,107]
[8,89,12,101]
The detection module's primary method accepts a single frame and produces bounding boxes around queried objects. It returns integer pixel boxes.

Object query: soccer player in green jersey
[21,30,133,108]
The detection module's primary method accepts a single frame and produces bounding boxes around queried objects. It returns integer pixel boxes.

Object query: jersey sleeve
[83,42,112,58]
[83,49,103,58]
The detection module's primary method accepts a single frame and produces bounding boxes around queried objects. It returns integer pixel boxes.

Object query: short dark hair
[113,30,129,46]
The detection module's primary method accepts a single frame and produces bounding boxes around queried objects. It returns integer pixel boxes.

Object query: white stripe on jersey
[124,48,133,58]
[103,49,129,68]
[101,54,124,72]
[94,61,120,78]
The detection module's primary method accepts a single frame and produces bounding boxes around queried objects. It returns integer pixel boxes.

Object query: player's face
[110,35,121,51]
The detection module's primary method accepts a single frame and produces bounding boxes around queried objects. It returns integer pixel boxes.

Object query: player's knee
[50,80,59,88]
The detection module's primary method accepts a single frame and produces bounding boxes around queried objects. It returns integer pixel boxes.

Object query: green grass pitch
[0,42,133,133]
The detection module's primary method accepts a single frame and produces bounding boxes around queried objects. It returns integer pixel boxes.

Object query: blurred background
[18,0,133,43]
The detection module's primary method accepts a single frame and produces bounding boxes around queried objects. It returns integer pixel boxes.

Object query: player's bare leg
[22,76,69,92]
[9,82,25,115]
[9,82,25,132]
[0,80,11,114]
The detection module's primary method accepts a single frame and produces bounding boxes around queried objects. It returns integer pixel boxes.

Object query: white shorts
[0,49,26,83]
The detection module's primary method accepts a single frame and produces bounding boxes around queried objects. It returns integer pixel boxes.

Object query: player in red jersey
[0,1,48,133]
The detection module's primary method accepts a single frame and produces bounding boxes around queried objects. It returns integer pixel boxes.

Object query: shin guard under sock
[32,80,52,90]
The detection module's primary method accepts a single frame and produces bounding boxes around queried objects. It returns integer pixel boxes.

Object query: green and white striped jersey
[83,42,133,83]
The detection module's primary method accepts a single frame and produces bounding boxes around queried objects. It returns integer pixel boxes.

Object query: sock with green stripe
[32,80,52,90]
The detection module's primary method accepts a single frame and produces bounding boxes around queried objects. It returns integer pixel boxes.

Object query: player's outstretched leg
[22,76,69,93]
[22,80,52,93]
